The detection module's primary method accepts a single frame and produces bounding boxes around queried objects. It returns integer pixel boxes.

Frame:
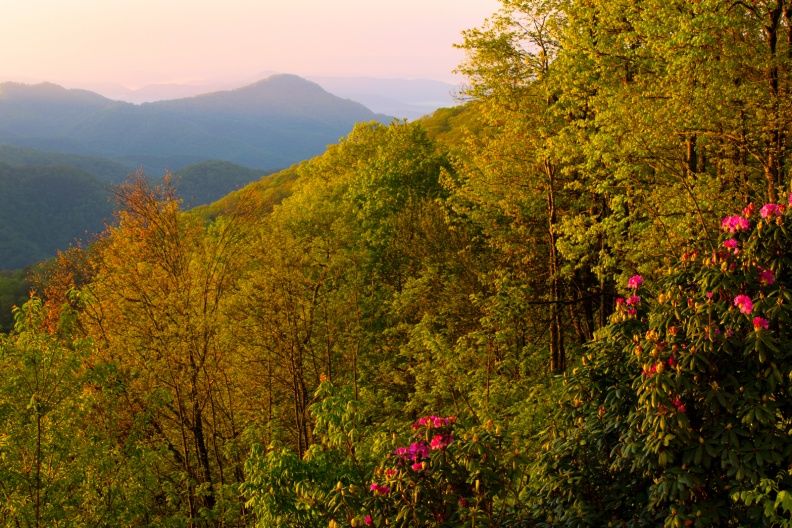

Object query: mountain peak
[230,74,330,98]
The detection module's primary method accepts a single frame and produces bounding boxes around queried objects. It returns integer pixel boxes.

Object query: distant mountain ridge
[0,74,390,172]
[67,74,458,118]
[0,145,133,182]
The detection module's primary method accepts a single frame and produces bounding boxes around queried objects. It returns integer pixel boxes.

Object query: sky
[0,0,501,89]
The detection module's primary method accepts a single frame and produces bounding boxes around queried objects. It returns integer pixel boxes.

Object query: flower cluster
[758,268,775,287]
[753,317,769,331]
[760,203,785,219]
[412,415,455,430]
[627,275,643,289]
[370,482,391,495]
[616,295,642,317]
[721,215,750,233]
[723,238,739,253]
[394,441,431,462]
[430,434,453,450]
[733,294,753,315]
[670,396,686,413]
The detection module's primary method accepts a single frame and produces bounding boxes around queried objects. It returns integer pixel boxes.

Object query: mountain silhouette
[0,74,390,171]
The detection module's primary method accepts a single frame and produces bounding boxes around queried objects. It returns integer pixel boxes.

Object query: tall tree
[76,174,250,526]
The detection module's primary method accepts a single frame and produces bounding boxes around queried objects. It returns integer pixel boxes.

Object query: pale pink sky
[1,0,501,88]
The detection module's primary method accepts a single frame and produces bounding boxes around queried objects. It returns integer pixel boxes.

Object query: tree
[76,173,251,525]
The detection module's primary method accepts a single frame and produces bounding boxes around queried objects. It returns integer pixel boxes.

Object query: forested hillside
[0,163,113,269]
[3,0,792,527]
[0,145,132,182]
[170,161,271,207]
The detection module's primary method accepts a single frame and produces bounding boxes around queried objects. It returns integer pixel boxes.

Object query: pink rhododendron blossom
[667,356,676,367]
[671,397,686,413]
[723,238,739,250]
[758,268,775,286]
[789,193,792,206]
[706,292,713,299]
[625,295,640,306]
[395,441,432,463]
[365,516,373,526]
[370,482,390,495]
[412,415,455,430]
[411,462,423,471]
[760,203,783,218]
[430,434,453,450]
[384,469,398,478]
[627,275,643,289]
[753,317,769,331]
[721,215,750,232]
[734,295,753,315]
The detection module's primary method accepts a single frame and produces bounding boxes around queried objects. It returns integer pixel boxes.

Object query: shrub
[531,198,792,527]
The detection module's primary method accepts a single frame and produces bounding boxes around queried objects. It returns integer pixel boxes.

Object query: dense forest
[3,0,792,526]
[0,160,270,270]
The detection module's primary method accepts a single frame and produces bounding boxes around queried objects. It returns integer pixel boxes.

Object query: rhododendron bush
[530,200,792,527]
[241,383,528,527]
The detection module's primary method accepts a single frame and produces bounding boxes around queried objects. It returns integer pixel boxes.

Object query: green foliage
[418,104,487,153]
[0,297,85,525]
[0,296,147,526]
[242,382,393,528]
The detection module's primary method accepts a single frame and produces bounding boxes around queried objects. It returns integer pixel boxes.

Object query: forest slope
[0,163,113,269]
